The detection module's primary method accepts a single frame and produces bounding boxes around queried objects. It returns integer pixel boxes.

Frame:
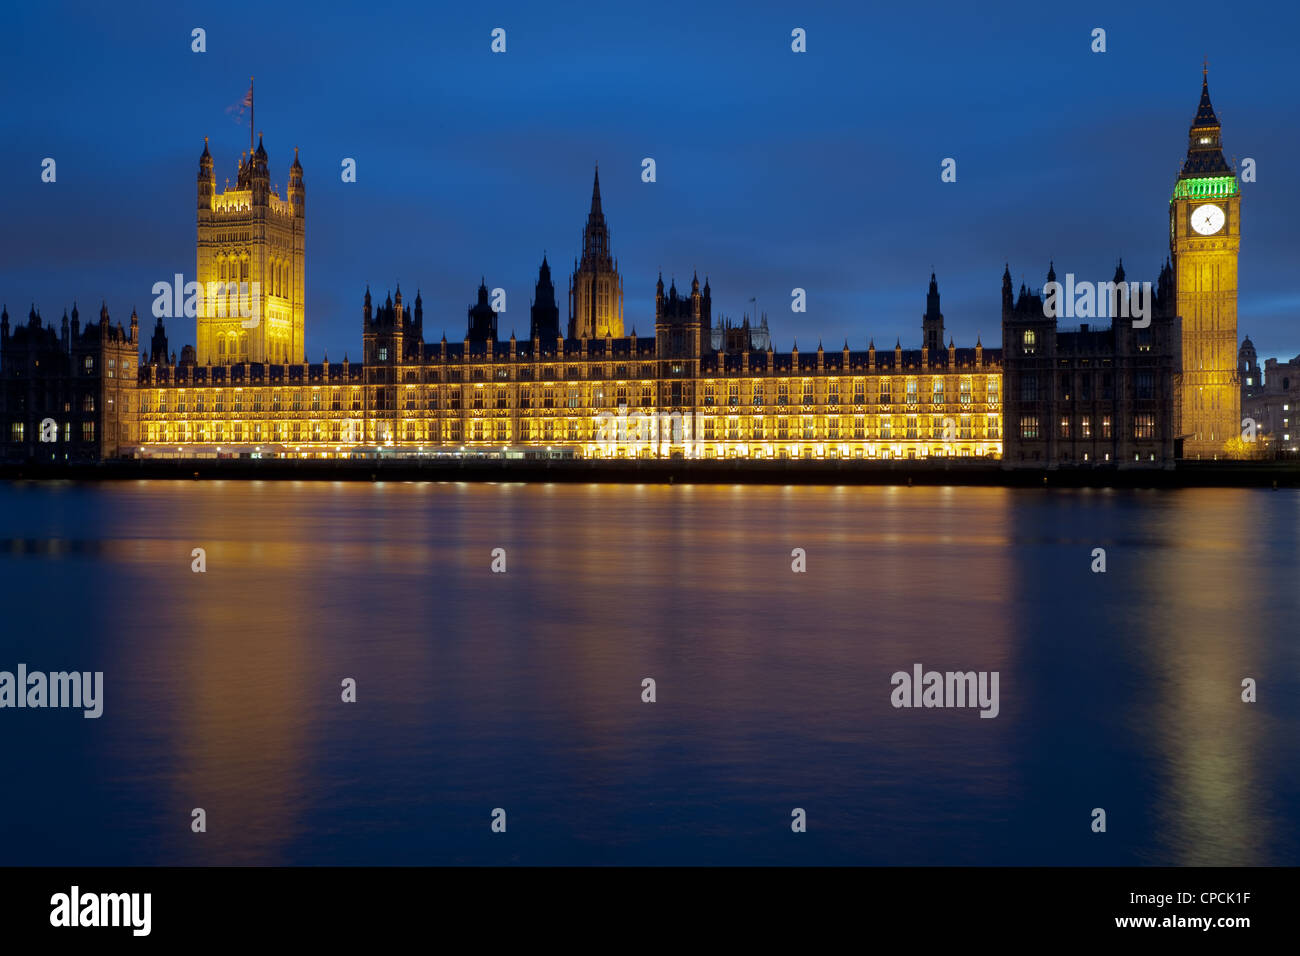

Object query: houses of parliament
[1,72,1245,467]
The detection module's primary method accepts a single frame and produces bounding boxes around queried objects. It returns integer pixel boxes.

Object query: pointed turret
[150,315,169,365]
[1194,62,1220,128]
[530,255,560,340]
[288,146,305,218]
[198,136,215,209]
[1179,64,1232,179]
[467,278,497,345]
[923,271,945,351]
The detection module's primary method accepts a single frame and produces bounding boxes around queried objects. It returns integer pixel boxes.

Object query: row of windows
[698,378,995,406]
[377,362,1001,384]
[1023,328,1154,355]
[11,395,99,413]
[78,356,133,376]
[8,422,94,442]
[139,379,1000,412]
[140,414,1003,444]
[139,417,1003,446]
[211,256,294,299]
[1016,371,1156,402]
[1018,414,1156,440]
[142,389,363,413]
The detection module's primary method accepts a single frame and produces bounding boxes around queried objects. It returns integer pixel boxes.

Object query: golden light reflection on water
[2,480,1294,864]
[90,483,1023,861]
[1136,490,1274,865]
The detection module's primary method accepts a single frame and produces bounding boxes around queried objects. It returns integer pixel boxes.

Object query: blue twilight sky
[1,0,1297,362]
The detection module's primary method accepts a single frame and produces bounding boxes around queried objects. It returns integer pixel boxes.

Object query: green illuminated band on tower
[1172,176,1239,200]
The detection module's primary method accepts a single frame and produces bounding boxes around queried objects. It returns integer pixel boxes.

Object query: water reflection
[0,481,1295,865]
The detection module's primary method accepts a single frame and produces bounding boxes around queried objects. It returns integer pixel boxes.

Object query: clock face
[1191,203,1226,236]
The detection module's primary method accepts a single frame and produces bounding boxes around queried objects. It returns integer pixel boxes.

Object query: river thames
[0,480,1296,865]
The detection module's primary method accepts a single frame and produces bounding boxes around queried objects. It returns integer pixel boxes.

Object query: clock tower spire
[1170,65,1240,458]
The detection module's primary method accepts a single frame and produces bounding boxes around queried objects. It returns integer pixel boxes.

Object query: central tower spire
[570,164,623,338]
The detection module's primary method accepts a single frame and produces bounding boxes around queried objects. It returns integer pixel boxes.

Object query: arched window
[218,337,226,356]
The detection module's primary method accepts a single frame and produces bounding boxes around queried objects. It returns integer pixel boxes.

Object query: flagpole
[249,76,255,156]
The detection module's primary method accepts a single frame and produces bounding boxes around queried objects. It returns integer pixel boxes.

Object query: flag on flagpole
[226,80,254,125]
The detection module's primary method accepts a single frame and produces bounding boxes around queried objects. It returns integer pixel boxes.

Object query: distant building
[0,303,138,461]
[1239,336,1260,390]
[712,314,771,353]
[1241,346,1300,453]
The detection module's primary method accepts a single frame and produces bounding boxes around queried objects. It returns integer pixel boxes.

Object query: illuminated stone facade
[133,272,1002,461]
[195,135,305,366]
[12,76,1245,466]
[1171,68,1241,457]
[123,141,1003,461]
[569,168,624,339]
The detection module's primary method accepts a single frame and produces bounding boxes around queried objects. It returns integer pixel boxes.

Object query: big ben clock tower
[1171,65,1240,458]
